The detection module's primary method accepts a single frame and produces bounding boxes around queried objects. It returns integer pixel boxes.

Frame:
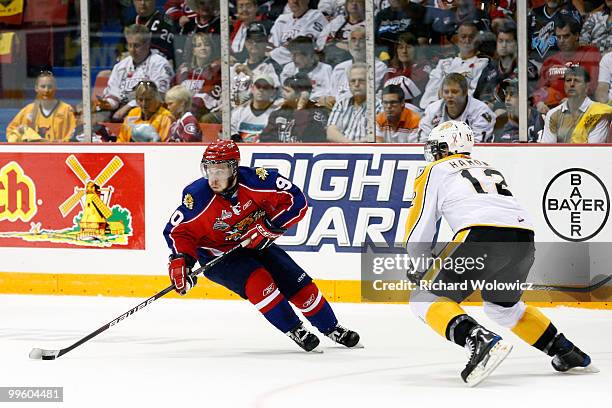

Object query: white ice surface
[1,295,610,408]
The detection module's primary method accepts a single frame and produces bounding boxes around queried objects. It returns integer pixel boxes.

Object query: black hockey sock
[446,315,478,347]
[531,322,559,356]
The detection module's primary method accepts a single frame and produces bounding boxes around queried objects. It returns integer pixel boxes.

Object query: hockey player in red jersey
[163,140,361,352]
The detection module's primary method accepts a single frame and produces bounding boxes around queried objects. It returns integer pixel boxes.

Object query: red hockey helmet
[202,140,240,163]
[201,140,240,179]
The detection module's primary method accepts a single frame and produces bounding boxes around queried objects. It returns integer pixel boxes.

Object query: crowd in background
[2,0,612,143]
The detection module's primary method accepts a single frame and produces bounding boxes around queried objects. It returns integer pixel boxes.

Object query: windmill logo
[0,154,137,248]
[59,155,127,237]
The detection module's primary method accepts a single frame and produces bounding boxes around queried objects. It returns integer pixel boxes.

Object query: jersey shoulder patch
[181,178,214,214]
[238,166,282,190]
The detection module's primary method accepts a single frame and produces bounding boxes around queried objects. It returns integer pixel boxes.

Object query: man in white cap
[230,73,279,142]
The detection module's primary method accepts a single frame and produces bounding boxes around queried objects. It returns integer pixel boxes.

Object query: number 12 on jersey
[461,168,513,196]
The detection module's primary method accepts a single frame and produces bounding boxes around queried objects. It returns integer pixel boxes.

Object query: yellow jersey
[6,101,76,143]
[117,106,173,142]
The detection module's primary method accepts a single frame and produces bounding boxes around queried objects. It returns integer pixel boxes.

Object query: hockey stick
[530,274,612,293]
[29,241,249,360]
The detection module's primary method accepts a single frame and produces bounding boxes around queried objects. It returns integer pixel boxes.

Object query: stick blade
[29,348,59,360]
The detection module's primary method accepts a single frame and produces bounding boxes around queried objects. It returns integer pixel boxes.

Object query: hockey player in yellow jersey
[405,120,597,387]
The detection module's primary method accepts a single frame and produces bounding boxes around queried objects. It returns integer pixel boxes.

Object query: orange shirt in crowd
[375,107,421,143]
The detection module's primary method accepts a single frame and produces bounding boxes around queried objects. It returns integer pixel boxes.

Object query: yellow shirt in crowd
[117,106,173,142]
[6,101,76,143]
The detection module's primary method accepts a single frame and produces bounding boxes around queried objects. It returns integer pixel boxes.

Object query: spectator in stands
[330,27,388,105]
[375,84,420,143]
[493,77,543,142]
[579,0,612,52]
[424,0,491,46]
[489,0,516,31]
[419,21,489,109]
[269,0,329,65]
[317,0,366,66]
[230,0,273,62]
[231,73,279,142]
[181,0,220,34]
[383,75,423,113]
[96,25,174,123]
[255,0,288,21]
[532,16,601,114]
[260,73,329,142]
[383,32,432,105]
[595,50,612,103]
[528,0,582,62]
[6,71,76,143]
[475,20,518,109]
[173,32,221,120]
[164,0,197,30]
[280,36,333,103]
[133,0,176,63]
[375,0,429,55]
[230,22,282,108]
[327,63,382,142]
[541,66,612,143]
[70,103,114,143]
[318,0,346,19]
[165,85,203,142]
[118,81,174,142]
[419,73,496,142]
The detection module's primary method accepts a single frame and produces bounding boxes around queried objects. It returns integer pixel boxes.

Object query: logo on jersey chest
[223,208,266,241]
[215,200,255,229]
[213,219,231,231]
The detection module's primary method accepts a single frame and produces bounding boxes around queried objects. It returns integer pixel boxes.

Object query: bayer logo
[542,168,610,242]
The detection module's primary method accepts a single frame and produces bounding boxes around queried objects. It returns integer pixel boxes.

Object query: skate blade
[563,364,600,374]
[466,340,513,387]
[308,348,324,354]
[332,341,365,349]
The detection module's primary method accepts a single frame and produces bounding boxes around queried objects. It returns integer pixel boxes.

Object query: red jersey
[173,62,222,111]
[163,167,308,260]
[168,112,202,142]
[532,46,601,107]
[164,0,196,22]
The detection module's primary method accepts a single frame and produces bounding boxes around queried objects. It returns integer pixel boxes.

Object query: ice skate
[461,326,513,387]
[287,323,321,352]
[325,325,363,348]
[551,334,599,373]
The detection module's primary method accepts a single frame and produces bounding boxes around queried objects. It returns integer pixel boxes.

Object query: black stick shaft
[531,274,612,293]
[53,242,245,358]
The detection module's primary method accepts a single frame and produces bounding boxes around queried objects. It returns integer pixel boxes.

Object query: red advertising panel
[0,153,145,249]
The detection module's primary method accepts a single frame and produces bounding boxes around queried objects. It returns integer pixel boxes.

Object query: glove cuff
[264,218,287,234]
[169,252,197,268]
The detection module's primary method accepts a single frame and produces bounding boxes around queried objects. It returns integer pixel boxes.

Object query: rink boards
[1,144,611,307]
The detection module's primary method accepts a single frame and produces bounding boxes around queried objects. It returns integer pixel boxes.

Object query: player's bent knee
[409,289,439,321]
[290,282,324,317]
[245,267,283,314]
[483,300,526,328]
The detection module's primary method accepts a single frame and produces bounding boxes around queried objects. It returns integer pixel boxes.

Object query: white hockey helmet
[424,120,474,162]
